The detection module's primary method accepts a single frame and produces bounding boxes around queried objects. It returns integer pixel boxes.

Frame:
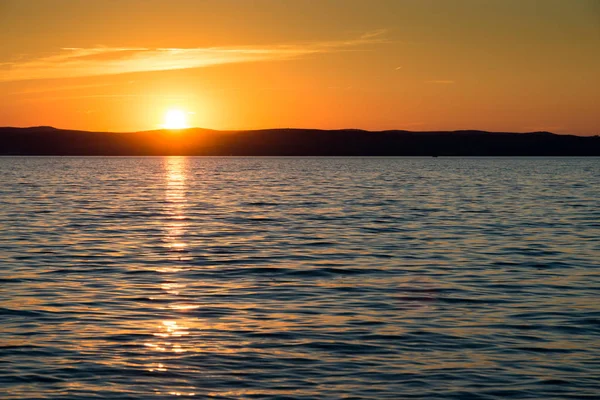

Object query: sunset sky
[1,0,599,135]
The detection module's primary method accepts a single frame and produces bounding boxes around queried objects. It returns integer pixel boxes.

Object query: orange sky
[1,0,599,135]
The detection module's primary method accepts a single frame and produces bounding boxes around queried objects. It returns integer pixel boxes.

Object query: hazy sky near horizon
[1,0,599,134]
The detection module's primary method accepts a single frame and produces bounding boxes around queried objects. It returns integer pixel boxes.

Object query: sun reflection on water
[143,156,196,376]
[164,156,189,253]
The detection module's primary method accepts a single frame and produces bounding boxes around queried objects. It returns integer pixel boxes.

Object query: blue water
[1,157,599,399]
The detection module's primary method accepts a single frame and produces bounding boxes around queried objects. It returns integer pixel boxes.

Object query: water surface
[1,157,599,399]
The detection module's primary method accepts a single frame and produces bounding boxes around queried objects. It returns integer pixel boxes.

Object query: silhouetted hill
[0,126,598,156]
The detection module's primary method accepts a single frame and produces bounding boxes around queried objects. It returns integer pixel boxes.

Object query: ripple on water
[1,157,599,399]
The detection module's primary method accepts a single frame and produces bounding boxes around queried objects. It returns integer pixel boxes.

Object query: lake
[1,157,599,399]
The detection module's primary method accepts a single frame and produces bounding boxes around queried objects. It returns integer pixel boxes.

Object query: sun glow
[163,109,189,129]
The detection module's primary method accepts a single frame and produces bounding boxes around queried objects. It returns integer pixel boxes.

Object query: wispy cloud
[10,82,127,95]
[19,93,194,103]
[0,31,387,82]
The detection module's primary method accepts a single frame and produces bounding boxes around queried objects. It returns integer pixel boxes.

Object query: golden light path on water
[146,156,196,397]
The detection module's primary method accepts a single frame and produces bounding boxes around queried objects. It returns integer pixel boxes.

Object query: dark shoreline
[2,126,599,156]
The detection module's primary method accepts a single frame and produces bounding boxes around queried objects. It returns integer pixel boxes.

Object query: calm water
[1,157,599,399]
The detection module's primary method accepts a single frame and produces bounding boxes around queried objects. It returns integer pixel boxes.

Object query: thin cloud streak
[0,31,387,82]
[426,80,456,84]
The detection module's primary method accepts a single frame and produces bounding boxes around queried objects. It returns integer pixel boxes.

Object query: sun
[163,109,189,129]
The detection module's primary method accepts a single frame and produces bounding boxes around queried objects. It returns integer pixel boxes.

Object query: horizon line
[1,125,597,137]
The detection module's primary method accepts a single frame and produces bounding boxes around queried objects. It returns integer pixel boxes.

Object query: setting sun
[163,109,189,130]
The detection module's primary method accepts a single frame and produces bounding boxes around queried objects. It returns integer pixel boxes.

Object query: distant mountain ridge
[1,126,598,156]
